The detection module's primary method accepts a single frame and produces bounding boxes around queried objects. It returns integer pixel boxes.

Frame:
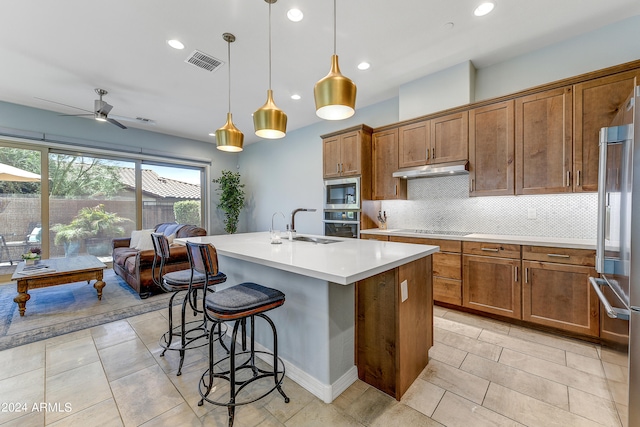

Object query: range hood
[392,160,469,179]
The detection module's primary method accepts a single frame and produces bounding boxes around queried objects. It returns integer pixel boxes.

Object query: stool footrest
[198,350,287,407]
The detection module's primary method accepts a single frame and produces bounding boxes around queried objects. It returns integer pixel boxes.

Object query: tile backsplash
[380,175,597,239]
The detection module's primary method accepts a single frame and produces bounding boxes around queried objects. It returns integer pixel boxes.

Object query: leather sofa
[112,223,207,298]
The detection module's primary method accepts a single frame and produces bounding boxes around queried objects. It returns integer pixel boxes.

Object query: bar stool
[186,242,289,427]
[150,233,227,376]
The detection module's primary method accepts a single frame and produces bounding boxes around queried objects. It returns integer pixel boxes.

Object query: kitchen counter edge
[361,229,596,250]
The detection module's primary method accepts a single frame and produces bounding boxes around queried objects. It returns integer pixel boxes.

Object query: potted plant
[212,170,246,234]
[52,204,131,256]
[21,247,41,265]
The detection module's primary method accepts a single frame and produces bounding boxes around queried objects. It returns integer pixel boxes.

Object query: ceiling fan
[37,88,135,129]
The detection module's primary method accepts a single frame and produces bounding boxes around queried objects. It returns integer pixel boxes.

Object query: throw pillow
[134,229,156,251]
[130,229,154,249]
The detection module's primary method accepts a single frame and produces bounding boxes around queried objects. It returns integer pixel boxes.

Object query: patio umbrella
[0,162,40,182]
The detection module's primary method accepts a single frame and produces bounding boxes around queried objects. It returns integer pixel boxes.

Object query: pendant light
[253,0,287,139]
[216,33,244,152]
[313,0,356,120]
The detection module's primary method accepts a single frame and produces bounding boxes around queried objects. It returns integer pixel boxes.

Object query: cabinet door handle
[481,247,499,252]
[432,148,435,159]
[547,253,570,258]
[577,170,581,187]
[566,171,571,187]
[525,267,529,283]
[426,148,430,160]
[395,185,398,195]
[514,266,518,282]
[336,163,340,173]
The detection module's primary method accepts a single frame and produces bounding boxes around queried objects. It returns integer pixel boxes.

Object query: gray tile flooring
[0,304,628,426]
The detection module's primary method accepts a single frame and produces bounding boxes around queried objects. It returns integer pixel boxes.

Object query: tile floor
[0,304,629,427]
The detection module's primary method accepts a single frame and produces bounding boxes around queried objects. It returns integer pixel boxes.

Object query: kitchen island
[176,232,438,403]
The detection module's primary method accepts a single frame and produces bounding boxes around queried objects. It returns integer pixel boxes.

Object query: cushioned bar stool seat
[196,279,289,427]
[151,233,227,376]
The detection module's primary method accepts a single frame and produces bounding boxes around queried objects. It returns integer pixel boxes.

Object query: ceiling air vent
[185,50,224,72]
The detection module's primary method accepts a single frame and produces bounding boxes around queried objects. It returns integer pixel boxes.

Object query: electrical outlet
[401,280,408,302]
[527,208,537,220]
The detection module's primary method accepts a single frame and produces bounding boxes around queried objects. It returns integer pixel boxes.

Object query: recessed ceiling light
[291,94,301,100]
[287,9,304,22]
[358,62,371,71]
[167,39,185,50]
[474,2,495,16]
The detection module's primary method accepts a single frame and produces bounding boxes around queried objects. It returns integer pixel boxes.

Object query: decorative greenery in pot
[212,170,246,234]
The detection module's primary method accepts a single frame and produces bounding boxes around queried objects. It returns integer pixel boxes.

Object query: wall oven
[324,177,360,210]
[323,210,360,238]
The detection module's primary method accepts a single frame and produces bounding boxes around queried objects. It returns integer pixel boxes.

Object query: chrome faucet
[290,208,317,233]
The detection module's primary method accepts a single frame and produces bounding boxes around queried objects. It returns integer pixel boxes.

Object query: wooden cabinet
[462,241,521,319]
[521,246,598,337]
[372,129,407,200]
[390,236,462,306]
[363,234,389,242]
[355,256,432,400]
[398,112,468,169]
[573,69,640,192]
[322,125,372,179]
[432,112,469,164]
[515,87,573,195]
[469,100,515,196]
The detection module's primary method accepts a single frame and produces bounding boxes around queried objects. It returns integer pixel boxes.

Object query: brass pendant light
[253,0,287,139]
[314,0,356,120]
[216,33,244,152]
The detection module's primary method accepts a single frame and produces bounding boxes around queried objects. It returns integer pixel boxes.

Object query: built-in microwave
[323,177,360,210]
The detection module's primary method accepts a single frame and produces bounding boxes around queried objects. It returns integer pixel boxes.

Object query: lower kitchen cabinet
[522,261,599,337]
[390,236,462,305]
[463,254,521,319]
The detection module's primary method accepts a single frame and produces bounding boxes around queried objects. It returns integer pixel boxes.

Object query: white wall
[399,61,476,120]
[475,15,640,101]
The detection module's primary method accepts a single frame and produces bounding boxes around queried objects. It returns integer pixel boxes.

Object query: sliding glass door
[0,147,42,276]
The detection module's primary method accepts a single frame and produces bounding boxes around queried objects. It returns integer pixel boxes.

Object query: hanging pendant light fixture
[313,0,356,120]
[253,0,287,139]
[216,33,244,152]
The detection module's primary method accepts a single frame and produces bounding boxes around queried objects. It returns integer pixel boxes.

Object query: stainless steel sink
[291,236,341,244]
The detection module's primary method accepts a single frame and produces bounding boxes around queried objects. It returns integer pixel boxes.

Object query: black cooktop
[397,229,471,236]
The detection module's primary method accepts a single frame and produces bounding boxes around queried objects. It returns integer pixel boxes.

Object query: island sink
[291,236,340,244]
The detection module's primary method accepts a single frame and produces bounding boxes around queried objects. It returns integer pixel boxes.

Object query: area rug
[0,269,173,351]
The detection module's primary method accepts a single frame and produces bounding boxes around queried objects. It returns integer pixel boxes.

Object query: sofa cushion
[134,230,155,251]
[155,223,184,237]
[176,225,207,238]
[113,247,138,266]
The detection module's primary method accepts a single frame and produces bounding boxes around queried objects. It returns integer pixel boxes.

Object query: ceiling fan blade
[34,96,93,113]
[107,117,127,129]
[58,113,94,117]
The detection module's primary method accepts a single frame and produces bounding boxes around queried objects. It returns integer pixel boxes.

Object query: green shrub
[174,200,201,225]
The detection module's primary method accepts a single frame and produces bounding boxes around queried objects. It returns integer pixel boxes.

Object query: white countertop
[175,232,439,285]
[361,229,596,250]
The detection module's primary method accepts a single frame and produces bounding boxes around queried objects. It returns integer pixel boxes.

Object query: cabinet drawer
[522,246,595,266]
[462,241,521,259]
[434,277,462,306]
[433,252,461,280]
[390,236,461,253]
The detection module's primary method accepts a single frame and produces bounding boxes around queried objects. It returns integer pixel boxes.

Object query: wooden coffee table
[11,255,107,316]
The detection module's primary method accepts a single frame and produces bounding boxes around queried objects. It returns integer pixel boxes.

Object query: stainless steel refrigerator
[590,85,639,426]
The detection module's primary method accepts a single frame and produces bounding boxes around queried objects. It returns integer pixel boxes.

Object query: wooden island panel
[355,255,432,400]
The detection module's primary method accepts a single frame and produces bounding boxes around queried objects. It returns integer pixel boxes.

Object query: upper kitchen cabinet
[398,112,468,168]
[515,87,573,195]
[573,69,640,192]
[322,125,372,179]
[469,100,515,196]
[372,129,407,200]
